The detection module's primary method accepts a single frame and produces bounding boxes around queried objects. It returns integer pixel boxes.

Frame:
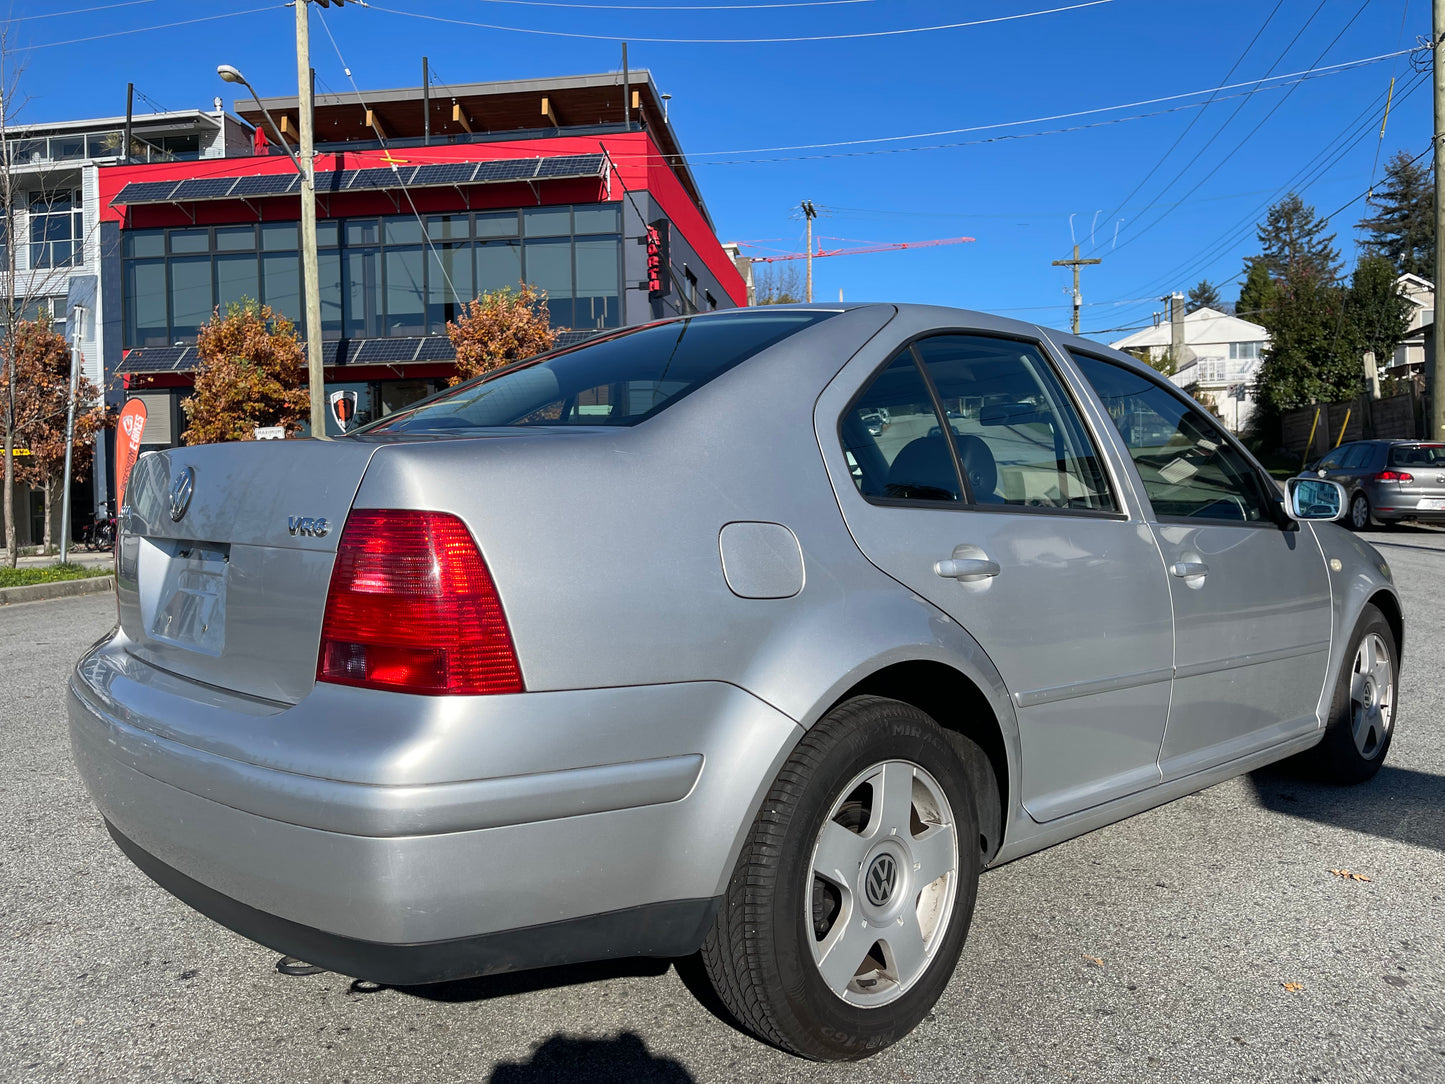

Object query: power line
[1088,0,1288,254]
[18,0,158,20]
[25,5,281,50]
[1098,0,1377,260]
[473,0,881,7]
[365,0,1116,44]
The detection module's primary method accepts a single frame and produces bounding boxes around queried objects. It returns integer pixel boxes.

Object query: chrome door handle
[1170,561,1209,578]
[934,557,1002,582]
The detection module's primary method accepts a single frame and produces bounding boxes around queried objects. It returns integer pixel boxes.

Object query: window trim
[838,329,1127,520]
[1067,349,1285,529]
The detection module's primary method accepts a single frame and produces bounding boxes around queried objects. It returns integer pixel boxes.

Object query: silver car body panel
[70,303,1402,982]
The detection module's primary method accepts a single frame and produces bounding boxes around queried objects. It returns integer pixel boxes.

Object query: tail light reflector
[1374,470,1414,483]
[318,509,523,696]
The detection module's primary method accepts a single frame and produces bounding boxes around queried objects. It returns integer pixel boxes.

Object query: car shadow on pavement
[1248,762,1445,854]
[488,1031,695,1083]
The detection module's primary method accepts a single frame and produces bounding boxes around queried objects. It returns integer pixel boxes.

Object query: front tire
[1306,604,1397,784]
[701,696,981,1061]
[1348,492,1372,531]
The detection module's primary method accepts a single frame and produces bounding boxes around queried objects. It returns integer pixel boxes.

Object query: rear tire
[701,696,981,1061]
[1305,604,1397,784]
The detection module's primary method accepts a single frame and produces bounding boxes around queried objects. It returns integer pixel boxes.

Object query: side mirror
[1286,477,1345,520]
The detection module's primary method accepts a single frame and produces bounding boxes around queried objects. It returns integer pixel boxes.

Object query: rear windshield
[1387,443,1445,468]
[366,310,837,432]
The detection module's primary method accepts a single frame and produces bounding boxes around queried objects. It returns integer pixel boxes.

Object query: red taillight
[1375,470,1414,483]
[317,510,523,696]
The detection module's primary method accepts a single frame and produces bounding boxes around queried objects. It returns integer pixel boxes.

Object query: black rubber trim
[107,821,720,986]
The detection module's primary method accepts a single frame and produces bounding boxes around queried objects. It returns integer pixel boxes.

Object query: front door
[1068,352,1333,780]
[820,328,1176,824]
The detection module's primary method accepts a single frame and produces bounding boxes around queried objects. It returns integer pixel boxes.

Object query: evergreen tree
[1252,270,1357,413]
[1255,192,1342,284]
[1357,150,1433,279]
[1236,258,1276,321]
[1186,279,1222,313]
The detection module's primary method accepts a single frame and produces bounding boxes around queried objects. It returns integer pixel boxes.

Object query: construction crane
[750,236,976,263]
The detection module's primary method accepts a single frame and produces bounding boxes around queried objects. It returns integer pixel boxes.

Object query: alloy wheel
[1349,631,1394,759]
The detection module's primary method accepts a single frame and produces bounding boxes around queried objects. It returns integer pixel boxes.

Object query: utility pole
[1052,244,1101,335]
[1165,291,1185,363]
[296,0,327,438]
[1432,0,1445,439]
[60,307,84,564]
[802,199,817,303]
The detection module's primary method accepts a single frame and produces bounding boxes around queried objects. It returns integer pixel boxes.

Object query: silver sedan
[69,305,1400,1061]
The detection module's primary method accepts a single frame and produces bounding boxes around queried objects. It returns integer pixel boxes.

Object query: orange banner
[115,398,147,512]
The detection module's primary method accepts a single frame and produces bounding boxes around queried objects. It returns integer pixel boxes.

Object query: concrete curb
[0,575,115,606]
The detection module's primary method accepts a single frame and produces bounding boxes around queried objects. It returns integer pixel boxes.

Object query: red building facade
[95,71,746,451]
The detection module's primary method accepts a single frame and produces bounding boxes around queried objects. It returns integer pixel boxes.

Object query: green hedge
[0,563,114,588]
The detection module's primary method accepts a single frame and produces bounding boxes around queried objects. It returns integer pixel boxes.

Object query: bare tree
[1,33,98,565]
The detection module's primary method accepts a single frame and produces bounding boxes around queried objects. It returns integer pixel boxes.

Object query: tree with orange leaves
[182,300,310,444]
[445,284,558,386]
[11,318,109,552]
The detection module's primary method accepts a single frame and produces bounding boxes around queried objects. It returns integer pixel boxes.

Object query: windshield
[366,310,839,433]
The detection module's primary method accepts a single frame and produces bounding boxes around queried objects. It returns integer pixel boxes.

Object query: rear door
[1067,352,1333,781]
[819,326,1176,824]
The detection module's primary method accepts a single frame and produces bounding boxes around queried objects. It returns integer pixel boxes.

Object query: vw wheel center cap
[865,853,898,907]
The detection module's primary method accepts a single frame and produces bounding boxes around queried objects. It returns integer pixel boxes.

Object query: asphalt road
[2,526,1442,1084]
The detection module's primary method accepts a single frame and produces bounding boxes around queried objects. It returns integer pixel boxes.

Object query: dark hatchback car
[1311,440,1445,529]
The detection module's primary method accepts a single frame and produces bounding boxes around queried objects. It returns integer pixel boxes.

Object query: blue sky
[7,0,1429,340]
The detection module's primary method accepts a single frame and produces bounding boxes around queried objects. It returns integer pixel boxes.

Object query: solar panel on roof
[171,177,240,201]
[354,338,426,364]
[536,155,604,179]
[230,174,298,197]
[344,167,414,191]
[411,162,479,186]
[414,337,456,361]
[474,159,542,183]
[113,180,183,204]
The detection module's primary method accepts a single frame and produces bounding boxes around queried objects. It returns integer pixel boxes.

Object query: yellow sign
[4,448,30,456]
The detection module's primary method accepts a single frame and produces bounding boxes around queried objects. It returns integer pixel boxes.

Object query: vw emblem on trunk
[169,467,195,522]
[865,854,898,907]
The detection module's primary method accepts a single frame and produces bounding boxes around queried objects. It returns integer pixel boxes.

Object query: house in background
[1110,307,1268,433]
[1383,272,1433,384]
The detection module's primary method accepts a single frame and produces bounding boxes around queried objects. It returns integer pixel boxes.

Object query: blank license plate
[1416,498,1445,511]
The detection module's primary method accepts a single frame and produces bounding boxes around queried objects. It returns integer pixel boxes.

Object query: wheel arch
[1368,588,1404,666]
[820,660,1009,864]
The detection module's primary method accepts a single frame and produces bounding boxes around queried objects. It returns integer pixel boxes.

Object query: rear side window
[369,310,837,431]
[1388,443,1445,468]
[843,353,961,502]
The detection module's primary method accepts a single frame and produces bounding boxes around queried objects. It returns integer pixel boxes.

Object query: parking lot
[2,526,1442,1084]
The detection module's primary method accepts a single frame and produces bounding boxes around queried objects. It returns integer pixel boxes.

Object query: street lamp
[220,52,327,437]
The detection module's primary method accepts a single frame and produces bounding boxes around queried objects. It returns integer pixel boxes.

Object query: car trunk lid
[116,440,380,704]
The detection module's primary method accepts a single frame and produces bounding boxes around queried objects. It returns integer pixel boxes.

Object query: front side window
[1071,352,1275,523]
[368,310,836,432]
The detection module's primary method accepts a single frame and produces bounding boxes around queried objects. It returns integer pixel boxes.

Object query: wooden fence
[1281,390,1422,458]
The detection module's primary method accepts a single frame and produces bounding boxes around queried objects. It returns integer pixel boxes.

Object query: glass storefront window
[215,226,255,252]
[523,207,571,237]
[476,211,518,238]
[261,222,297,250]
[383,216,423,245]
[573,204,621,235]
[344,248,379,338]
[169,256,213,342]
[476,239,522,296]
[216,253,258,311]
[170,229,209,254]
[427,215,469,240]
[261,252,301,324]
[428,243,473,327]
[345,219,380,246]
[575,237,620,330]
[524,237,574,327]
[126,261,168,347]
[384,247,426,336]
[125,231,164,259]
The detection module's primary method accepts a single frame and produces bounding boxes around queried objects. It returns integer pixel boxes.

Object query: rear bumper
[106,821,718,985]
[69,635,801,979]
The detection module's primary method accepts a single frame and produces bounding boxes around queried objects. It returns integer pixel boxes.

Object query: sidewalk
[1,548,114,570]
